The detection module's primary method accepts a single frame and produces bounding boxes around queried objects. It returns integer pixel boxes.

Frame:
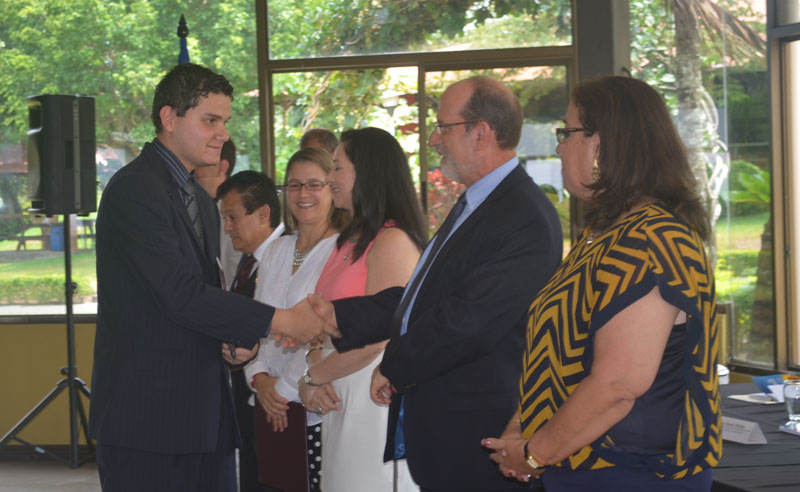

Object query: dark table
[712,382,800,491]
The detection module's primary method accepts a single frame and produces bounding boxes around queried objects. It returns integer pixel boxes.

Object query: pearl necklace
[293,226,330,268]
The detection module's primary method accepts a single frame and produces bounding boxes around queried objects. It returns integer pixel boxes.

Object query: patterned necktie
[232,254,257,296]
[182,176,204,243]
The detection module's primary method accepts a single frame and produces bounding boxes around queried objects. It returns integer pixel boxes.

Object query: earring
[591,159,601,183]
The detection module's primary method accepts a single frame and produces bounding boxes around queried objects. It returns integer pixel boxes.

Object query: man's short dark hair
[217,171,281,229]
[300,128,339,154]
[460,76,522,150]
[220,138,236,178]
[151,63,234,134]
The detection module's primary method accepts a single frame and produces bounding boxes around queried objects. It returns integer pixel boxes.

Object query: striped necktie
[182,176,204,243]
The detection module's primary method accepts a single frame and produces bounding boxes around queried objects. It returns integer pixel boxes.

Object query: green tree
[0,0,262,163]
[631,0,768,364]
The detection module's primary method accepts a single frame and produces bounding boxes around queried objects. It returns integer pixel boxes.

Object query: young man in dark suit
[90,63,325,492]
[307,76,563,491]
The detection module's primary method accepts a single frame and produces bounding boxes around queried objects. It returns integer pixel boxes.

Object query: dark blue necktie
[393,192,467,460]
[394,192,467,326]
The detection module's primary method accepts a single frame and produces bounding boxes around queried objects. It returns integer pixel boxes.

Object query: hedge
[0,275,93,304]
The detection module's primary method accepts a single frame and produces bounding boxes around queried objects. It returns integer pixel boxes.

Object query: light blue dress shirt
[399,156,520,335]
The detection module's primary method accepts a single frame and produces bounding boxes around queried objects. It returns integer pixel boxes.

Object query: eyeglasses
[555,127,590,144]
[435,121,479,134]
[285,180,327,192]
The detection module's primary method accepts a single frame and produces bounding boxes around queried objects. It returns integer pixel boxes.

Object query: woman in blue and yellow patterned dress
[483,76,721,491]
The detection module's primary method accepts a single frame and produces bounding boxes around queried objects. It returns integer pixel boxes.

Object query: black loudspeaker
[27,94,97,215]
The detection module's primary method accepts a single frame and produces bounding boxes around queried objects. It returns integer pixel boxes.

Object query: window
[0,0,262,318]
[630,0,771,369]
[266,0,572,60]
[260,0,574,244]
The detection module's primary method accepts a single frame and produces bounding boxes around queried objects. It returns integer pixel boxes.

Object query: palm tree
[669,0,768,361]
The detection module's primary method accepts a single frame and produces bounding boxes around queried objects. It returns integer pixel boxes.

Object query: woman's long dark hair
[336,127,426,261]
[573,76,710,241]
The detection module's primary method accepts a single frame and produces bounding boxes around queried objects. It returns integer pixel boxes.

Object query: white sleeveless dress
[314,227,418,492]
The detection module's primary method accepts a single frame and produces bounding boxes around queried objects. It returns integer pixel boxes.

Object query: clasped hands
[481,420,545,483]
[222,294,340,364]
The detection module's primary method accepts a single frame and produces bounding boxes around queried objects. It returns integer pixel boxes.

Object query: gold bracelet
[523,441,546,470]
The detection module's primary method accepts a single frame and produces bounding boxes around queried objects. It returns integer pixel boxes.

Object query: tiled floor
[0,461,100,492]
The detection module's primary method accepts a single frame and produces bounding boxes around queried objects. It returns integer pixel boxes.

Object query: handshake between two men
[221,294,341,365]
[221,294,398,409]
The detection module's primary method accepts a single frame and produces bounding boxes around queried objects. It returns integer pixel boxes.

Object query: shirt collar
[252,223,286,264]
[463,156,519,212]
[152,138,191,188]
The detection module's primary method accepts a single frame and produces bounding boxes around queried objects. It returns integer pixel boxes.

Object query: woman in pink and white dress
[299,127,426,491]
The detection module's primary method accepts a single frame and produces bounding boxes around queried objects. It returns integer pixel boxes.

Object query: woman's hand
[299,379,341,415]
[264,408,289,432]
[482,437,541,483]
[482,415,543,483]
[253,373,289,431]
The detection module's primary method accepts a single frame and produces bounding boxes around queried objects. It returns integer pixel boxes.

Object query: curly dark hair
[150,63,233,134]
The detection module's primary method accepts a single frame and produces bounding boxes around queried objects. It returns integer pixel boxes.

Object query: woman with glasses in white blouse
[245,146,349,491]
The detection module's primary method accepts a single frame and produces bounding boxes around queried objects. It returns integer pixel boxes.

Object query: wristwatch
[523,441,546,470]
[301,368,320,387]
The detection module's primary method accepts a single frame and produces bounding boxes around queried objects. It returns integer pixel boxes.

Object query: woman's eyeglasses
[285,180,327,192]
[555,127,590,144]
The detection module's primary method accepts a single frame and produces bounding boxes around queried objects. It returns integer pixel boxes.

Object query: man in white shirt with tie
[217,170,284,492]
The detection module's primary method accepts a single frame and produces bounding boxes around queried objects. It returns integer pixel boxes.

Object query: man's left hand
[221,342,258,365]
[370,365,396,405]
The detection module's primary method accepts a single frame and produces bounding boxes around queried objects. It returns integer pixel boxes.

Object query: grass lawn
[716,212,768,251]
[0,212,770,306]
[0,251,96,278]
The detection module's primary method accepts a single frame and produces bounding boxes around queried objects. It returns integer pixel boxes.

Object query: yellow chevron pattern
[520,202,721,479]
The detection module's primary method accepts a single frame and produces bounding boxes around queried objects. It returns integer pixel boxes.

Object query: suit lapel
[146,145,217,281]
[399,165,530,330]
[432,165,528,264]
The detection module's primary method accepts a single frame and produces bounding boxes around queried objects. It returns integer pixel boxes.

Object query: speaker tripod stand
[0,214,94,467]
